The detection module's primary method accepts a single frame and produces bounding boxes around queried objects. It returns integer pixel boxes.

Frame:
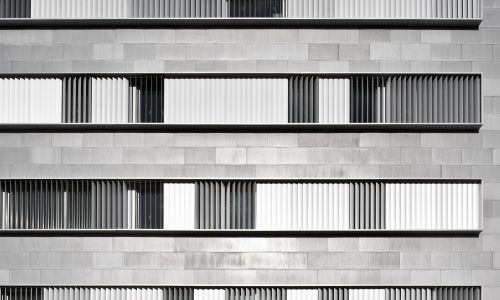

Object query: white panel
[163,183,195,230]
[287,289,319,300]
[163,78,288,124]
[31,0,132,18]
[281,0,478,19]
[128,189,137,229]
[318,78,350,124]
[385,183,481,230]
[194,289,226,300]
[90,77,129,124]
[256,183,349,230]
[0,78,62,124]
[42,288,164,300]
[349,289,386,300]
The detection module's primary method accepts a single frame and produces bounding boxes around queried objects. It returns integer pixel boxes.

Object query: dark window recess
[129,76,164,123]
[288,75,319,123]
[0,0,30,18]
[228,0,284,17]
[0,180,163,230]
[128,180,163,229]
[195,181,256,229]
[350,76,386,123]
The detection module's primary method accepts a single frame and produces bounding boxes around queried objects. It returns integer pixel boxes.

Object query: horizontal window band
[0,74,482,126]
[0,286,482,300]
[0,178,482,184]
[0,0,483,27]
[0,73,483,78]
[0,179,483,232]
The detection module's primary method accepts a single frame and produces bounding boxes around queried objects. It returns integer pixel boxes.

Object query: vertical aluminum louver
[195,181,255,229]
[284,0,482,19]
[225,287,286,299]
[159,0,228,18]
[288,76,319,123]
[228,0,284,17]
[351,75,482,124]
[350,182,385,230]
[255,183,350,230]
[433,287,480,300]
[0,0,30,18]
[385,288,432,300]
[0,74,481,126]
[0,286,482,300]
[31,0,130,19]
[287,289,319,300]
[164,78,288,124]
[43,287,165,300]
[91,77,130,124]
[89,180,163,230]
[0,180,162,230]
[1,0,483,20]
[318,288,349,300]
[348,289,386,300]
[62,76,92,123]
[0,78,62,123]
[163,183,195,230]
[194,289,225,300]
[318,78,350,124]
[89,76,163,123]
[0,180,483,232]
[385,183,481,230]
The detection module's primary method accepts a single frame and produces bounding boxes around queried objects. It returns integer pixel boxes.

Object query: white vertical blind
[127,189,138,229]
[0,78,62,123]
[255,183,350,230]
[43,287,164,300]
[385,183,480,230]
[1,191,9,229]
[91,77,130,124]
[349,289,386,300]
[318,78,350,124]
[284,0,481,18]
[194,289,226,300]
[164,78,288,124]
[287,289,319,300]
[31,0,130,19]
[163,183,195,230]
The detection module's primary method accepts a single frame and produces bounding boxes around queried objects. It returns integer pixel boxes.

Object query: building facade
[0,0,498,299]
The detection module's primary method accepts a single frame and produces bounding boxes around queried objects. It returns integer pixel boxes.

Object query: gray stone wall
[0,0,500,299]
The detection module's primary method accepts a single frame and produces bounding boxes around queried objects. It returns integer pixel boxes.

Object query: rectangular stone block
[401,44,430,60]
[308,44,339,60]
[339,44,370,60]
